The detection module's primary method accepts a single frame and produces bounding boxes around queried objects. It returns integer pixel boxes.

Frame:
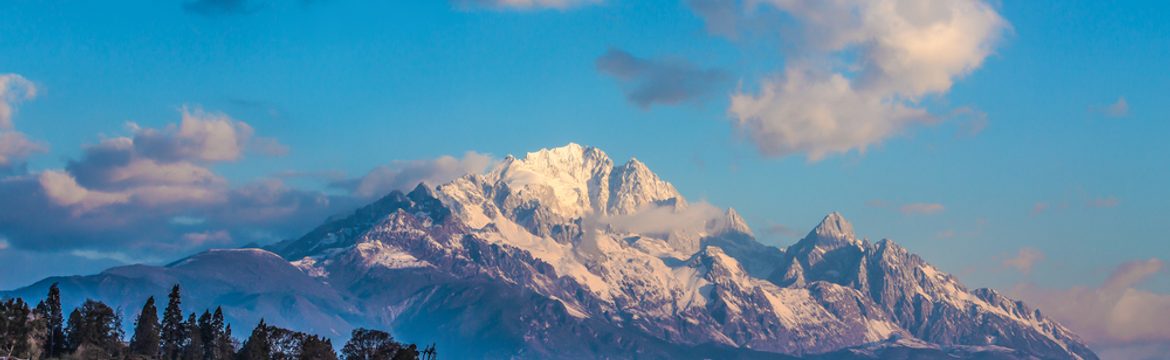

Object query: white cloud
[1013,259,1170,347]
[726,0,1008,160]
[0,74,46,168]
[596,202,724,236]
[1002,247,1044,273]
[0,74,36,129]
[133,107,273,162]
[343,151,496,198]
[69,249,162,265]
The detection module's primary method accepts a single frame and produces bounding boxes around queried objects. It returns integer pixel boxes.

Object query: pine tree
[64,300,124,357]
[212,307,234,359]
[35,282,67,357]
[130,296,161,359]
[161,284,186,360]
[198,310,214,359]
[237,319,271,360]
[183,313,204,360]
[221,324,235,359]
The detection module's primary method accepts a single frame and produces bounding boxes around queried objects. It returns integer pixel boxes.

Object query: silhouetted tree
[64,299,124,358]
[341,328,406,360]
[0,298,34,358]
[161,284,186,359]
[390,344,418,360]
[35,282,67,357]
[130,296,162,359]
[298,336,337,360]
[211,307,235,359]
[237,319,271,360]
[183,313,205,360]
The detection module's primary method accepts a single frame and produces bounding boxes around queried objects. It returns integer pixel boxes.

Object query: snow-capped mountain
[3,144,1097,359]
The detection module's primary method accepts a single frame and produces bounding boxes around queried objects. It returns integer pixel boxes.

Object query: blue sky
[2,0,1169,352]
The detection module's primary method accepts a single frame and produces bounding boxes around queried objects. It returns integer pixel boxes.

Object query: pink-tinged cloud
[1002,247,1044,274]
[0,131,47,168]
[1101,97,1129,118]
[900,202,945,215]
[1089,196,1120,209]
[1031,202,1050,215]
[182,230,233,247]
[1013,259,1170,347]
[38,170,130,213]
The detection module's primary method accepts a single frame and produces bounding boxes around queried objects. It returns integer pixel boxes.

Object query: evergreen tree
[211,307,234,359]
[130,296,161,359]
[198,310,214,359]
[183,313,205,360]
[161,284,186,360]
[236,319,271,360]
[64,299,124,357]
[35,282,67,357]
[221,323,236,359]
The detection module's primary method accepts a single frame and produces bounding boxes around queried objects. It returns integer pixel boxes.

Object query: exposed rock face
[2,144,1097,360]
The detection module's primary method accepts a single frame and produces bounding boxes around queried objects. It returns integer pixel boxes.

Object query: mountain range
[2,144,1098,359]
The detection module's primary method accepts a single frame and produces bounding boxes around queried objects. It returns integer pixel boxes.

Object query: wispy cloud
[1031,202,1050,216]
[1095,96,1130,118]
[596,48,730,109]
[0,74,47,171]
[954,108,989,137]
[719,0,1008,160]
[332,152,495,198]
[1088,196,1120,209]
[899,202,946,215]
[1002,247,1044,274]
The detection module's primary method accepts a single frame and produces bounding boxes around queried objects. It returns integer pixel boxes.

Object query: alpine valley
[2,144,1098,359]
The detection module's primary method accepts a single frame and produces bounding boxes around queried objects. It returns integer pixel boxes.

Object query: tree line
[0,283,434,360]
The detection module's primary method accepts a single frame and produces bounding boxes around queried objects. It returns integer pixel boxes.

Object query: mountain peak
[607,156,683,215]
[813,212,856,241]
[521,143,611,169]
